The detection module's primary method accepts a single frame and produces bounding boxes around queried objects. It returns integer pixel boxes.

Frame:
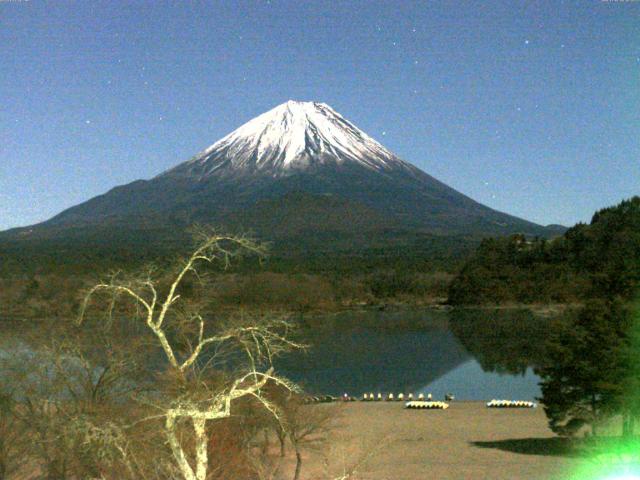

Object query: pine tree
[536,300,628,436]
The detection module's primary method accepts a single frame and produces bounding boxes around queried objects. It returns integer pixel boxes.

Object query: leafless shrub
[79,229,304,480]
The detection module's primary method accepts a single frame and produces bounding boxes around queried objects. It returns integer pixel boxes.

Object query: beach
[290,401,583,480]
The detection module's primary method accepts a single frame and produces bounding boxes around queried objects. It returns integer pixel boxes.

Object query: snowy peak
[27,101,553,241]
[163,101,410,179]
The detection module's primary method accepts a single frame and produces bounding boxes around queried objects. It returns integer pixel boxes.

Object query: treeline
[448,197,640,438]
[536,298,640,437]
[0,270,455,320]
[0,231,474,317]
[0,230,476,277]
[448,196,640,305]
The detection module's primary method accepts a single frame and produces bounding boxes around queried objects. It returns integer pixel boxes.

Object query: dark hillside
[448,197,640,305]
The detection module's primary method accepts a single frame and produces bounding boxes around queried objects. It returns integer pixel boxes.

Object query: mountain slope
[4,101,559,252]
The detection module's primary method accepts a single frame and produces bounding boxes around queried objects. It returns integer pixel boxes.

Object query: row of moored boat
[303,395,536,409]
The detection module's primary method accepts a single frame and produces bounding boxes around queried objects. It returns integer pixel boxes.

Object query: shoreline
[293,300,578,318]
[294,401,582,479]
[0,301,575,325]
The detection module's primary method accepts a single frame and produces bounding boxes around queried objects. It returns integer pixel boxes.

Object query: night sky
[2,0,639,230]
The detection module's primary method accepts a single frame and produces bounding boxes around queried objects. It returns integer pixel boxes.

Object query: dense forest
[447,197,640,437]
[0,231,476,319]
[3,197,638,319]
[448,196,640,305]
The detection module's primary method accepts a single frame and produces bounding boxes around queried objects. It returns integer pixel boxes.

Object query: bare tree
[79,230,303,480]
[0,333,148,480]
[285,399,336,480]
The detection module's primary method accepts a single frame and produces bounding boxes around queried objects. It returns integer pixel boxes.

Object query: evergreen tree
[536,300,628,436]
[616,300,640,437]
[448,196,640,305]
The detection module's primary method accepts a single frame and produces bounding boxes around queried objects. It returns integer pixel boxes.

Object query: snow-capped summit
[162,100,411,180]
[25,100,555,243]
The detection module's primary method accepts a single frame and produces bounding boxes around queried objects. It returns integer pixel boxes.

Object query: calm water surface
[276,308,549,401]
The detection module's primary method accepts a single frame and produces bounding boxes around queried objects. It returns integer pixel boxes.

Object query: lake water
[0,309,550,402]
[276,308,550,401]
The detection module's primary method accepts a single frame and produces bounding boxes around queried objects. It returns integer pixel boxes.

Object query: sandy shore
[290,401,583,480]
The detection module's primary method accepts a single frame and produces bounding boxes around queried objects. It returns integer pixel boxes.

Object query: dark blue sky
[1,0,638,230]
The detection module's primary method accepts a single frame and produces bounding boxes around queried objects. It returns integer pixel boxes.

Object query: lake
[276,308,550,401]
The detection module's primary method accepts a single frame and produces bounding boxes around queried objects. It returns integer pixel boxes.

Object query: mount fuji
[162,100,412,178]
[4,101,561,255]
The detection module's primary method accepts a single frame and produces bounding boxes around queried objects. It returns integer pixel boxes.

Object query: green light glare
[601,472,640,480]
[565,452,640,480]
[559,434,640,480]
[563,300,640,480]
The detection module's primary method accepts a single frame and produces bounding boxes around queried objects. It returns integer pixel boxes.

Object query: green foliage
[0,228,477,277]
[449,197,640,438]
[448,197,640,305]
[0,226,476,313]
[535,300,630,436]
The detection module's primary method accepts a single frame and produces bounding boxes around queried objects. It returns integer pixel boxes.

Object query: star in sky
[3,0,636,231]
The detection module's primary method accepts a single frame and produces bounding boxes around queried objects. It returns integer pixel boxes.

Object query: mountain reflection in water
[275,308,550,400]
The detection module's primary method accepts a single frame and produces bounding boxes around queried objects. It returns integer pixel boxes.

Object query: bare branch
[76,229,299,480]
